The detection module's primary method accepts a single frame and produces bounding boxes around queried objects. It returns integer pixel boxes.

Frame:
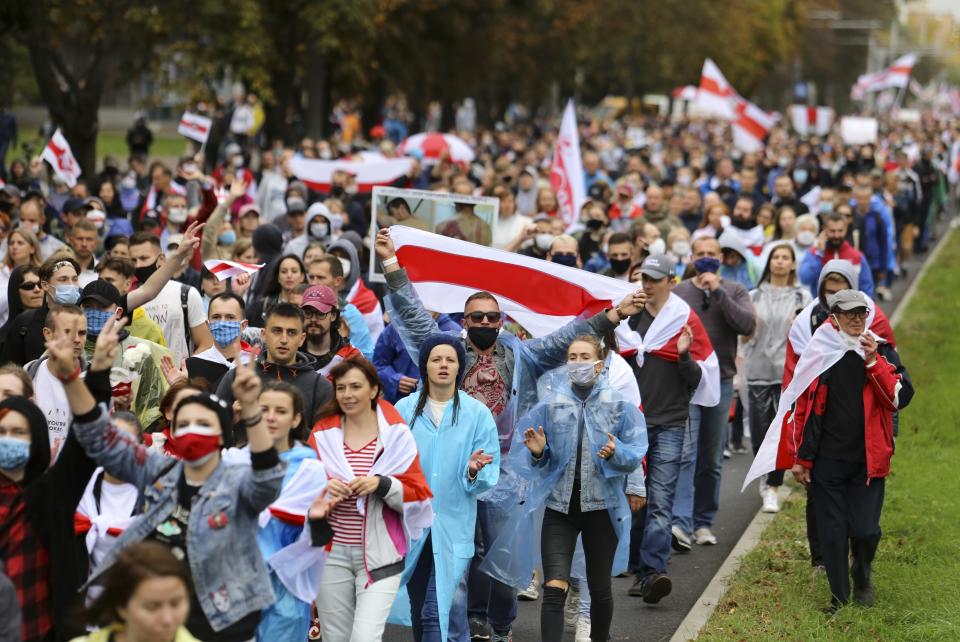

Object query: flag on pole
[696,58,738,120]
[852,53,918,97]
[178,111,213,144]
[732,99,774,153]
[203,259,265,281]
[41,129,82,188]
[787,105,835,136]
[289,157,414,194]
[550,99,586,231]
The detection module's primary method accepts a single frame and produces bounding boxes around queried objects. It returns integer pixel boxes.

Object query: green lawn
[6,131,187,165]
[697,228,960,641]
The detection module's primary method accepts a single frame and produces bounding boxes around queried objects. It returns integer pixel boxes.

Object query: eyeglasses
[19,282,41,291]
[304,309,330,319]
[839,309,868,320]
[466,311,500,323]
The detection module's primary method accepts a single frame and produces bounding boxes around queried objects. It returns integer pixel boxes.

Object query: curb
[668,217,957,642]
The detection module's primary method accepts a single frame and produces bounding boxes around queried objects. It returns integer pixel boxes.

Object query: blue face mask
[0,437,30,472]
[84,308,114,336]
[218,230,237,246]
[551,254,578,268]
[209,320,242,348]
[693,257,721,274]
[793,169,809,185]
[54,284,81,305]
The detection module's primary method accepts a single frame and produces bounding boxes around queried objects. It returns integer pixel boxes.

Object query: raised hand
[375,228,397,261]
[174,220,205,260]
[160,355,188,386]
[231,350,263,409]
[45,334,81,380]
[523,426,547,458]
[598,432,616,460]
[468,449,494,477]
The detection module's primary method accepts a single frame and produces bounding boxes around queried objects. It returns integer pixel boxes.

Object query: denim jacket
[73,405,285,632]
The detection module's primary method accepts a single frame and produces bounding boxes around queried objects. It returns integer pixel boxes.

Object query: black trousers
[810,457,885,603]
[748,384,785,486]
[540,486,618,642]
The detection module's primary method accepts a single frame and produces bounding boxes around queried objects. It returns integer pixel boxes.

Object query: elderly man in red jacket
[789,289,913,613]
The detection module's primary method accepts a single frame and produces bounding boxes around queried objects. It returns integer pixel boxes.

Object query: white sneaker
[564,588,580,628]
[694,527,717,545]
[761,487,780,513]
[517,570,540,601]
[575,616,592,642]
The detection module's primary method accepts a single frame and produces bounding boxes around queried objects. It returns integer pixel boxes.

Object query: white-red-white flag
[289,157,413,194]
[41,129,82,188]
[787,105,835,137]
[203,259,265,281]
[732,99,775,153]
[852,53,918,96]
[672,85,698,101]
[696,58,738,120]
[178,111,213,144]
[389,225,634,338]
[550,99,586,231]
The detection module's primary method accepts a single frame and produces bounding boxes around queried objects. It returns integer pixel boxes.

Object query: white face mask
[535,233,554,252]
[232,155,245,168]
[338,257,352,278]
[328,213,344,232]
[167,207,188,224]
[796,230,817,247]
[567,361,600,386]
[309,221,330,239]
[671,240,691,257]
[647,238,666,256]
[20,221,39,235]
[832,316,863,349]
[677,174,692,187]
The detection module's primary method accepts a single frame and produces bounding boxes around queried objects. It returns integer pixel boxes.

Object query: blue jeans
[672,377,735,535]
[627,425,685,576]
[467,501,517,633]
[409,536,470,642]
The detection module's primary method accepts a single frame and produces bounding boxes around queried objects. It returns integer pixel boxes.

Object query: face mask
[167,207,188,224]
[535,233,554,253]
[567,361,600,386]
[585,219,604,232]
[345,185,358,196]
[134,260,159,284]
[169,425,221,464]
[819,201,833,215]
[694,257,721,274]
[232,155,245,168]
[551,254,578,268]
[218,230,237,246]
[84,308,114,336]
[609,257,632,274]
[209,320,242,348]
[337,257,352,278]
[731,217,755,230]
[319,149,333,160]
[832,316,863,348]
[21,222,39,235]
[467,326,499,351]
[330,185,345,198]
[328,213,344,232]
[671,240,691,257]
[778,156,790,168]
[677,175,692,187]
[647,238,666,256]
[0,437,30,471]
[54,284,81,305]
[793,169,809,184]
[795,230,817,247]
[310,221,330,239]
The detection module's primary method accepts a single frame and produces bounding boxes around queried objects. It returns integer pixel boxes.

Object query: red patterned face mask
[168,425,221,463]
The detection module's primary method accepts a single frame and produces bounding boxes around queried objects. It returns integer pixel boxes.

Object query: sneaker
[723,448,732,459]
[854,584,876,607]
[671,526,692,552]
[640,573,672,604]
[564,587,580,628]
[761,487,780,513]
[490,631,513,642]
[517,570,539,601]
[694,527,717,545]
[731,444,749,454]
[575,616,592,642]
[469,617,491,640]
[628,575,645,597]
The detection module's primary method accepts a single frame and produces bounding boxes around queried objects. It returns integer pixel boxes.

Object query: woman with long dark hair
[246,254,306,326]
[0,265,44,344]
[395,334,499,641]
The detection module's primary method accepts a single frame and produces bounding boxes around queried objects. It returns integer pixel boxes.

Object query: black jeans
[811,457,885,603]
[748,384,785,486]
[540,486,618,642]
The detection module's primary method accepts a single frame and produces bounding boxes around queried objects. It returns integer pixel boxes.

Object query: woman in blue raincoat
[485,333,647,642]
[396,334,500,641]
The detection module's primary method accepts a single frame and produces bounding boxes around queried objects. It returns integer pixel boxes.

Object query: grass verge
[697,228,960,641]
[6,131,187,166]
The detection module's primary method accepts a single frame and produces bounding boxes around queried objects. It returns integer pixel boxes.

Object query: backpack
[180,283,194,354]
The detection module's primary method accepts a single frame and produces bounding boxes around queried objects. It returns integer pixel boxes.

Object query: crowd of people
[0,99,945,642]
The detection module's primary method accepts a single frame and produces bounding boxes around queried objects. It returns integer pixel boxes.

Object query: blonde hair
[4,228,42,269]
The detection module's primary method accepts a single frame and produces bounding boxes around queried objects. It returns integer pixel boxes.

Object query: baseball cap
[224,142,242,157]
[521,165,538,178]
[83,196,105,211]
[238,203,260,218]
[79,280,121,308]
[827,289,870,312]
[62,197,89,214]
[167,234,184,250]
[638,254,675,280]
[286,197,307,214]
[300,285,338,313]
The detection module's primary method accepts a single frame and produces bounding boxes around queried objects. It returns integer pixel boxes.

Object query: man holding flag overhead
[374,225,644,640]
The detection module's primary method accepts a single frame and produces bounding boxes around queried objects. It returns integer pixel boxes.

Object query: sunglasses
[466,311,500,323]
[839,309,868,320]
[19,282,41,291]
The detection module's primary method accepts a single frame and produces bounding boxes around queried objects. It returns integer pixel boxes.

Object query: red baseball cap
[301,285,337,313]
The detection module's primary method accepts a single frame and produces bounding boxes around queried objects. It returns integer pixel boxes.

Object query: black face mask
[467,326,499,351]
[609,257,632,275]
[330,185,345,198]
[585,219,604,232]
[134,259,159,284]
[551,254,578,268]
[731,217,755,230]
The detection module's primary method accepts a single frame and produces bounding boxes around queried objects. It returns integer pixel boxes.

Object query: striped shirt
[329,438,378,545]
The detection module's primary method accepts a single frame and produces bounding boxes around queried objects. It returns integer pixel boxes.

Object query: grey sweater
[673,279,756,379]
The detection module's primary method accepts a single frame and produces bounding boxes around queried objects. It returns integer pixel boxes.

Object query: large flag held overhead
[550,99,586,230]
[733,99,775,153]
[289,157,414,194]
[788,105,835,137]
[696,58,738,120]
[41,129,82,188]
[852,53,918,97]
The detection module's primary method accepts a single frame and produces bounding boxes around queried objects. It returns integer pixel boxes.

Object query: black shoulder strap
[180,283,192,353]
[92,470,106,514]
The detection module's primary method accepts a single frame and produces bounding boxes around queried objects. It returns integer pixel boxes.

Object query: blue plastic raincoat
[256,444,318,642]
[394,390,500,640]
[479,367,648,589]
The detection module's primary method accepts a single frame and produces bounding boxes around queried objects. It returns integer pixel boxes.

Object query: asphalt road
[383,213,949,642]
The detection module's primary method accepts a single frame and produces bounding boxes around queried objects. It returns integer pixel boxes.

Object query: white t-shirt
[89,478,139,566]
[141,281,207,362]
[427,397,449,426]
[33,360,74,461]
